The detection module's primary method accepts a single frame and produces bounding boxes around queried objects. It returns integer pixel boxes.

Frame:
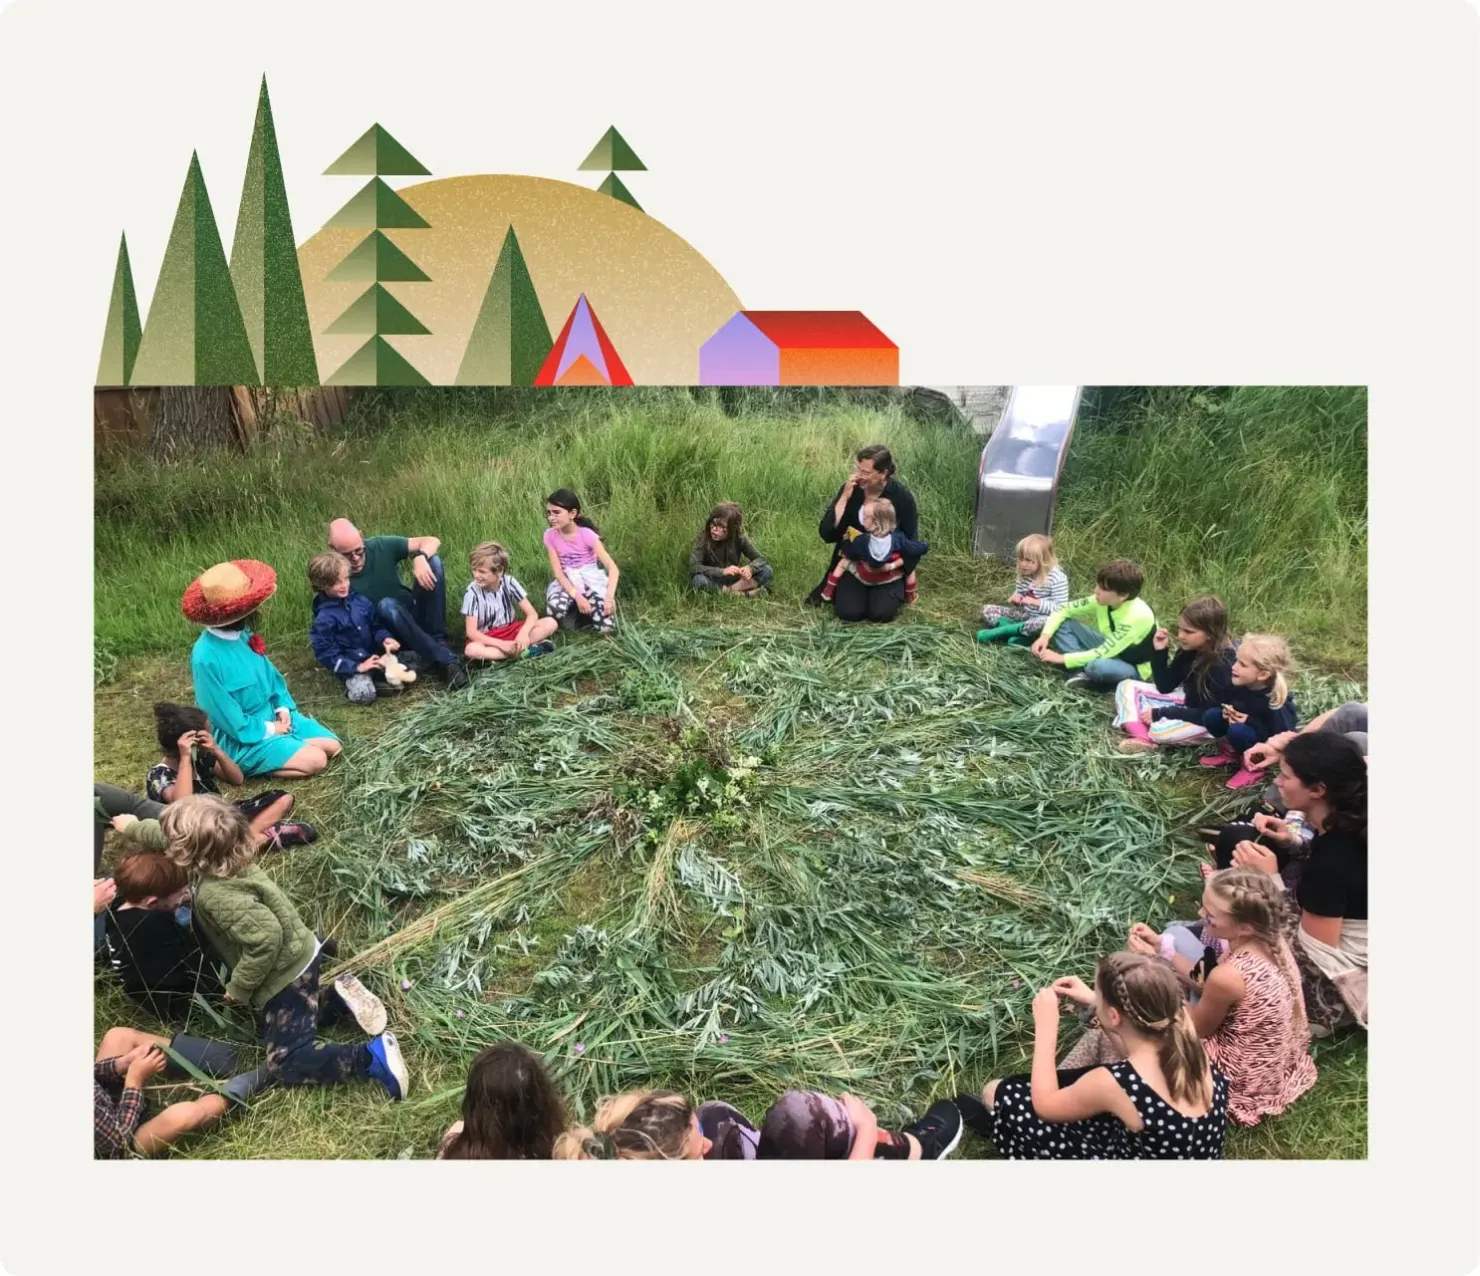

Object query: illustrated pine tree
[131,153,260,385]
[456,225,552,385]
[229,76,318,385]
[321,125,433,386]
[96,232,142,385]
[580,126,646,212]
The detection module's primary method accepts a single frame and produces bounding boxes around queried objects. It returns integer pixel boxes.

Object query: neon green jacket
[1039,594,1157,677]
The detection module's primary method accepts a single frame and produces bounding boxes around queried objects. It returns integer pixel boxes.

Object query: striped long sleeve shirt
[1014,567,1070,614]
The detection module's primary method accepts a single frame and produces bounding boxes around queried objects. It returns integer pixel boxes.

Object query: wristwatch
[411,549,428,559]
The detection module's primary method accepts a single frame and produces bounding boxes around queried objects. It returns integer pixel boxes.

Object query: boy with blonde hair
[462,541,558,662]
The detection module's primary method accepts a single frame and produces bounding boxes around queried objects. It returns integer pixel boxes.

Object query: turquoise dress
[190,629,338,777]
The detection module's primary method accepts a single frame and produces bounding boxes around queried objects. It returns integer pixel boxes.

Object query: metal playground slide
[971,386,1083,559]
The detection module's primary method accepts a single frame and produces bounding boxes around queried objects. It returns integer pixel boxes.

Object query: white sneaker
[334,974,388,1037]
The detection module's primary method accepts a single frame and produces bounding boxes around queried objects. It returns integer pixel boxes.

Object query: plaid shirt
[94,1058,146,1159]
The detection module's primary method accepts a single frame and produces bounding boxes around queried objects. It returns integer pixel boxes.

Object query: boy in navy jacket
[308,552,413,704]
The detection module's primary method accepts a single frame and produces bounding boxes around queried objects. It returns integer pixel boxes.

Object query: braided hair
[1206,868,1310,1043]
[1096,952,1213,1109]
[551,1089,697,1161]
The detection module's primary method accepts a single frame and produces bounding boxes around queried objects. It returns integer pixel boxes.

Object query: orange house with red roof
[699,311,898,386]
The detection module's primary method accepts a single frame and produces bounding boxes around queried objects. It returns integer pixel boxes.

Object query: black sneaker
[443,660,471,691]
[900,1098,963,1159]
[525,640,556,657]
[953,1091,994,1138]
[397,651,423,672]
[1064,672,1093,690]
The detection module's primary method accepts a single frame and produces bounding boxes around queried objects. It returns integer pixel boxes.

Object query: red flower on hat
[248,633,268,656]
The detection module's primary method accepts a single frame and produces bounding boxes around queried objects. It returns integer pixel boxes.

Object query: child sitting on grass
[103,850,225,1020]
[1199,634,1298,789]
[977,533,1070,643]
[1114,595,1238,753]
[954,953,1228,1159]
[93,1026,267,1159]
[158,794,410,1099]
[462,542,558,662]
[308,551,412,705]
[147,703,314,851]
[688,502,773,596]
[1030,558,1157,689]
[543,489,620,634]
[437,1041,567,1158]
[819,497,929,614]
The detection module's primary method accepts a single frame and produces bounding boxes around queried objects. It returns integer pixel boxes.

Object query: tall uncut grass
[94,388,980,661]
[1056,386,1368,674]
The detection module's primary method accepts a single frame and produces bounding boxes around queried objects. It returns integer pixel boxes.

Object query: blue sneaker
[525,641,555,657]
[365,1031,410,1101]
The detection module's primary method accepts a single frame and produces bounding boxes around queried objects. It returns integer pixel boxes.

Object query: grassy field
[93,386,1368,1159]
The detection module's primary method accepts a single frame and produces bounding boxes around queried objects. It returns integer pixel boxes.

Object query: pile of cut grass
[94,621,1366,1158]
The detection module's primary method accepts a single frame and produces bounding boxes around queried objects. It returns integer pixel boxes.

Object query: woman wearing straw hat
[182,561,342,779]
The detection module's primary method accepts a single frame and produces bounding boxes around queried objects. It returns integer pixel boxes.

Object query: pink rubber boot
[1118,719,1157,753]
[1198,741,1238,768]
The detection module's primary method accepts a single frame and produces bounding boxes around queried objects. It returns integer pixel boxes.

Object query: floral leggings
[979,603,1048,636]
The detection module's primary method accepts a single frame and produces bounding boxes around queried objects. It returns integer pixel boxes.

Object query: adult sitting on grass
[1242,701,1368,811]
[327,517,468,690]
[1230,733,1367,1038]
[805,444,920,621]
[184,560,342,780]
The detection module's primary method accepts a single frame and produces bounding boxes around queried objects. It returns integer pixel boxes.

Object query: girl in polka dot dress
[955,952,1229,1159]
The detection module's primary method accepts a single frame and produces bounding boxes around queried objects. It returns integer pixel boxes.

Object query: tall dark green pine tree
[321,125,434,386]
[580,126,647,212]
[456,226,551,385]
[96,232,142,385]
[132,153,259,385]
[230,76,319,385]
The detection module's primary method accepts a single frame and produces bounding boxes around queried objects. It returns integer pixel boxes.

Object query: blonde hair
[1236,634,1293,708]
[1015,533,1058,583]
[1206,868,1309,1042]
[307,551,350,593]
[1097,951,1213,1110]
[551,1089,695,1161]
[865,498,897,534]
[469,541,510,574]
[160,794,256,879]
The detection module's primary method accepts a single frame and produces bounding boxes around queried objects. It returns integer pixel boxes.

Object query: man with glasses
[326,518,469,690]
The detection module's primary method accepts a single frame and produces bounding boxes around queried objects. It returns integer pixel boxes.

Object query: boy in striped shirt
[461,542,558,662]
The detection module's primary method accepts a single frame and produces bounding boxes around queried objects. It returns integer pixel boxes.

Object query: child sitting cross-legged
[1113,595,1238,753]
[1030,557,1157,690]
[147,702,315,852]
[462,541,558,663]
[308,551,414,706]
[157,794,411,1099]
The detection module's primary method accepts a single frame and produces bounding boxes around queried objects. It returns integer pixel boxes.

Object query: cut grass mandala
[94,619,1360,1157]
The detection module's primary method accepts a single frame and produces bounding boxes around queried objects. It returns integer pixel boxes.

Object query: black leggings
[832,574,906,624]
